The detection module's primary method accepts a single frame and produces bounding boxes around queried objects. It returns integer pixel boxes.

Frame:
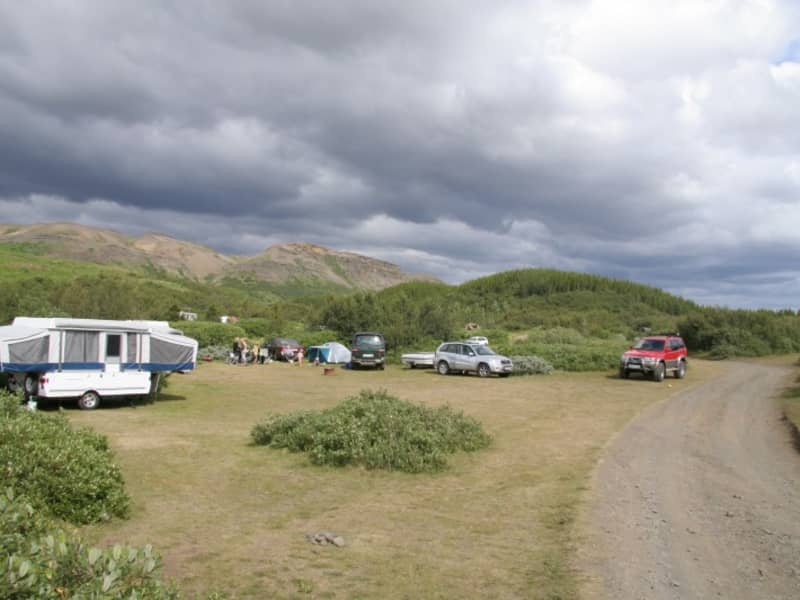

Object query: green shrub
[0,391,129,525]
[251,389,491,472]
[508,329,627,371]
[510,355,554,375]
[678,310,800,357]
[0,488,179,599]
[171,320,246,348]
[235,317,271,339]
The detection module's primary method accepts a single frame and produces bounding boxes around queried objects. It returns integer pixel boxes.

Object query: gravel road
[580,362,800,599]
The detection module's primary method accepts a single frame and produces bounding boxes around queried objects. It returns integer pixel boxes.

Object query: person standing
[232,337,242,363]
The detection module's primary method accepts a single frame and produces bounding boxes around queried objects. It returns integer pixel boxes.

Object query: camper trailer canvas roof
[12,317,181,335]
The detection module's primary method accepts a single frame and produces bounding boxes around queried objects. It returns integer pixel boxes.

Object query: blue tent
[306,342,351,364]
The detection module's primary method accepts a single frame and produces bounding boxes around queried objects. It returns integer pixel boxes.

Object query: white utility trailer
[400,351,435,369]
[0,317,198,409]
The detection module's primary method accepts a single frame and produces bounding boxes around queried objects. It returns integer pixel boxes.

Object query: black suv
[350,332,386,369]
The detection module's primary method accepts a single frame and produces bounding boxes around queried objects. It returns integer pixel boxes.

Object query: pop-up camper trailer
[0,317,198,409]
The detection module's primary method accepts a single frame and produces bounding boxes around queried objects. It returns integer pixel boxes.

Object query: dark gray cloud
[0,1,799,309]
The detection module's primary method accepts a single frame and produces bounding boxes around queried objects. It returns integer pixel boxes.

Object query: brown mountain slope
[229,242,436,290]
[0,222,435,290]
[131,233,237,278]
[0,222,235,278]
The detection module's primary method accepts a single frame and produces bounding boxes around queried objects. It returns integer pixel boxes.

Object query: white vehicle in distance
[400,351,435,369]
[466,335,489,345]
[434,341,512,378]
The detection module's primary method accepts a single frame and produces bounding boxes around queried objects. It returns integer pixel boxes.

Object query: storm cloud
[1,1,798,308]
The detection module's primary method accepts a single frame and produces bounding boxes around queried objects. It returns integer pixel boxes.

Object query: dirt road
[580,362,800,599]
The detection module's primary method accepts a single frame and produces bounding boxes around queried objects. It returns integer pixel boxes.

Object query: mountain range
[0,222,435,292]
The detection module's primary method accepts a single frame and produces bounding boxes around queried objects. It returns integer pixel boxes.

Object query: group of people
[276,344,306,365]
[231,337,263,364]
[231,337,305,365]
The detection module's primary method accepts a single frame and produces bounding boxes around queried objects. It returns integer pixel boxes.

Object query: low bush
[510,355,554,375]
[251,389,492,472]
[201,344,235,361]
[0,488,179,599]
[0,391,129,525]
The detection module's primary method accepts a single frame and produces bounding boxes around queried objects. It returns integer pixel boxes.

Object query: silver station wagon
[434,342,513,377]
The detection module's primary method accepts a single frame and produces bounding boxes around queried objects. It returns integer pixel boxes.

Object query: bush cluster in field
[510,355,554,375]
[0,391,129,524]
[251,389,492,472]
[0,489,180,599]
[506,328,627,371]
[0,391,209,598]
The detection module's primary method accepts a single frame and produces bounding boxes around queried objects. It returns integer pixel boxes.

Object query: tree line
[2,255,798,360]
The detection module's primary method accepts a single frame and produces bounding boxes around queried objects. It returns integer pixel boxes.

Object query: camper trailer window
[127,334,139,366]
[106,334,121,363]
[64,331,99,364]
[8,335,49,365]
[151,337,194,370]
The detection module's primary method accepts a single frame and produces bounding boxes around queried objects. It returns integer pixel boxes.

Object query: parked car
[434,342,512,377]
[266,337,302,361]
[350,332,385,369]
[466,335,489,345]
[619,334,687,382]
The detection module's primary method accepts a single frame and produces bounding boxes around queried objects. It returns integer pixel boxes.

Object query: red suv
[619,334,687,382]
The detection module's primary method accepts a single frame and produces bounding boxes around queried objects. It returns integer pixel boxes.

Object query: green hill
[2,241,798,371]
[0,243,282,324]
[316,269,800,369]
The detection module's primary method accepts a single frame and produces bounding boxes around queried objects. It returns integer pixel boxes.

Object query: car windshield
[355,335,382,345]
[634,339,665,351]
[474,345,497,356]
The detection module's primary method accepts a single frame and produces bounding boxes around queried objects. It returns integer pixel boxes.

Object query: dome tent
[306,342,351,364]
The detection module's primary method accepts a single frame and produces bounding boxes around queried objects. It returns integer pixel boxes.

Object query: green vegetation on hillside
[315,269,800,365]
[678,309,800,358]
[3,242,799,366]
[0,244,292,323]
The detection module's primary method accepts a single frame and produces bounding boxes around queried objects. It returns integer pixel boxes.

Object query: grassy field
[70,360,721,599]
[779,358,800,438]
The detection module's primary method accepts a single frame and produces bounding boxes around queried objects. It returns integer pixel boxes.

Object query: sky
[0,1,799,309]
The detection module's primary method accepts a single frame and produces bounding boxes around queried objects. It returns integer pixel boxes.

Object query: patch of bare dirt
[579,362,800,599]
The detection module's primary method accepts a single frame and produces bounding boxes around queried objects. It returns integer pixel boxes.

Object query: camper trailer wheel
[78,391,101,410]
[24,374,39,397]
